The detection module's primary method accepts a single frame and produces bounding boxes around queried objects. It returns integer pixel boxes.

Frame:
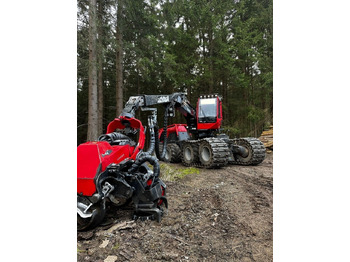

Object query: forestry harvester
[122,92,266,168]
[77,107,167,231]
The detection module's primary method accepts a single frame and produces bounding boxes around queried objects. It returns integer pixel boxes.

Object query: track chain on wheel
[181,138,230,168]
[229,137,266,166]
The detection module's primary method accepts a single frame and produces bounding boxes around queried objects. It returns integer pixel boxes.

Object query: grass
[112,243,120,250]
[159,163,200,181]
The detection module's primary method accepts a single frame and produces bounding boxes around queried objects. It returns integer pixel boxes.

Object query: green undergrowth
[112,243,120,250]
[159,163,200,181]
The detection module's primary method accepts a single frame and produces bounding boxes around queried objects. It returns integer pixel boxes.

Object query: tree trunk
[208,27,214,93]
[136,66,141,120]
[97,49,103,135]
[87,0,99,141]
[116,0,124,116]
[222,77,226,122]
[97,0,104,135]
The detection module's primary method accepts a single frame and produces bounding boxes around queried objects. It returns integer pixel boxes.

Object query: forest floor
[77,153,273,262]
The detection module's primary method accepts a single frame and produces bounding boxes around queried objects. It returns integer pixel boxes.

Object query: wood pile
[259,126,273,153]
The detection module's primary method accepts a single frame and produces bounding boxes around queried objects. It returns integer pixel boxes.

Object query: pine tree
[115,0,124,116]
[87,0,99,141]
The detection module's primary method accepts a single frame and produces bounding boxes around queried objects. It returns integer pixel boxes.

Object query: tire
[198,140,214,166]
[77,196,106,231]
[166,143,181,163]
[181,142,198,166]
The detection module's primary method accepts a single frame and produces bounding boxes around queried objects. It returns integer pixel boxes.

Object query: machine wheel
[198,140,213,167]
[230,137,266,166]
[181,142,198,166]
[77,196,106,231]
[165,143,181,163]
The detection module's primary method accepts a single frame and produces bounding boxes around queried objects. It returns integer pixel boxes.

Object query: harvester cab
[195,94,223,139]
[197,94,223,129]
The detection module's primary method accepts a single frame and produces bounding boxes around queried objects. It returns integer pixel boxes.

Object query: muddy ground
[77,153,273,262]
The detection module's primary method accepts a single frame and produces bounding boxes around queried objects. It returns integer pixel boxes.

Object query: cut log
[259,126,273,151]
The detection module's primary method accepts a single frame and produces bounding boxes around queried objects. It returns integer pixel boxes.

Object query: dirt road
[77,153,273,262]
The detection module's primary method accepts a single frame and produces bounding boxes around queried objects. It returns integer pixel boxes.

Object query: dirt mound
[78,154,273,262]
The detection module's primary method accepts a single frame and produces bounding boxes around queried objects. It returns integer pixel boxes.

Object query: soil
[77,153,273,262]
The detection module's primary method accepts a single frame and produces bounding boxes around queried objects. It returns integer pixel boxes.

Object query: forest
[77,0,273,145]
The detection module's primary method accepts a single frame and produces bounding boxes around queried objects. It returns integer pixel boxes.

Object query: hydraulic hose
[146,116,156,155]
[98,132,130,143]
[146,132,156,155]
[154,126,161,159]
[160,110,169,160]
[155,104,170,161]
[128,154,160,185]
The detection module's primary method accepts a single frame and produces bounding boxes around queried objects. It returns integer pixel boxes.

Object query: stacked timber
[259,126,273,153]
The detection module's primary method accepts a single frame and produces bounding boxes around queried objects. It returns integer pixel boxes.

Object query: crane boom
[120,93,196,121]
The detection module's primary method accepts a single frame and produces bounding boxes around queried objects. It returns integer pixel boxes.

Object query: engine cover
[77,141,134,196]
